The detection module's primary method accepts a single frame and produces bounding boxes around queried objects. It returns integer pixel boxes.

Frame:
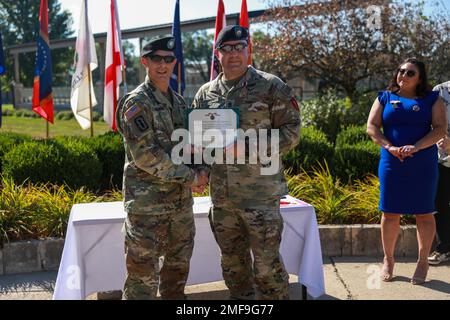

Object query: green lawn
[0,115,111,138]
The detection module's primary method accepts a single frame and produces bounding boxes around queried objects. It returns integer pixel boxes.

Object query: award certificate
[187,108,239,148]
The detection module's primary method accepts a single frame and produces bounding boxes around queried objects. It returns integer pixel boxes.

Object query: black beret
[215,25,249,48]
[141,35,176,57]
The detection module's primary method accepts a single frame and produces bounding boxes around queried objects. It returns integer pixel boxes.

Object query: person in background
[428,81,450,265]
[366,58,447,285]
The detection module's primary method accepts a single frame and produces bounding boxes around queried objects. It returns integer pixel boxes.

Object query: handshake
[191,169,209,194]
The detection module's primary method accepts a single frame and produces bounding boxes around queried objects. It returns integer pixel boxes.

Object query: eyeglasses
[148,55,176,64]
[398,68,417,78]
[218,43,248,53]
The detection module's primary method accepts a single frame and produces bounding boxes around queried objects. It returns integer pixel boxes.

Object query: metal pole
[87,62,94,137]
[85,0,94,137]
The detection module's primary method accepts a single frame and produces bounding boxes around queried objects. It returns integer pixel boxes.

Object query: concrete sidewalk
[1,257,449,300]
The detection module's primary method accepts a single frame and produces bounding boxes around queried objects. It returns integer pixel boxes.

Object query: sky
[58,0,448,55]
[59,0,269,35]
[59,0,449,37]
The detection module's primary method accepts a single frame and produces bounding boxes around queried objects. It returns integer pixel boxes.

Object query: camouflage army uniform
[192,66,301,299]
[116,76,196,300]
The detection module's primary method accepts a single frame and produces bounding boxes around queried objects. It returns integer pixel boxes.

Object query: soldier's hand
[191,171,209,194]
[192,185,206,194]
[197,171,209,186]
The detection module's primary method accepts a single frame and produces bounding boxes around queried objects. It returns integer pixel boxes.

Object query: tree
[0,0,73,86]
[122,40,140,86]
[182,30,214,83]
[254,0,450,103]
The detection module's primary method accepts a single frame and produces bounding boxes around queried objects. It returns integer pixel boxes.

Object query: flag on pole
[104,0,124,132]
[70,0,98,130]
[239,0,252,66]
[32,0,54,124]
[0,31,5,128]
[170,0,185,95]
[114,0,126,95]
[210,0,226,81]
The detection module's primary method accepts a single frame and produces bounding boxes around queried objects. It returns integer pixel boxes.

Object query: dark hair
[387,58,430,98]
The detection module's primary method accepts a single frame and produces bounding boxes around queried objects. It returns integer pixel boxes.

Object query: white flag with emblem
[70,0,98,130]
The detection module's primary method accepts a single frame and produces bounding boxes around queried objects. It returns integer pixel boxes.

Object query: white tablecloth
[53,196,325,300]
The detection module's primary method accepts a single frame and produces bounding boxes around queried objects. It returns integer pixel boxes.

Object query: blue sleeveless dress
[378,90,440,214]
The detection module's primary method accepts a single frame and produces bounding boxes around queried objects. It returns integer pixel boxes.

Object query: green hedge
[2,139,102,191]
[283,127,334,174]
[1,109,15,116]
[14,109,39,118]
[301,92,345,144]
[84,132,125,190]
[54,110,103,122]
[0,133,33,172]
[1,127,380,189]
[301,90,377,143]
[55,111,74,121]
[1,132,124,191]
[92,111,102,122]
[1,109,104,122]
[333,141,380,184]
[335,125,370,147]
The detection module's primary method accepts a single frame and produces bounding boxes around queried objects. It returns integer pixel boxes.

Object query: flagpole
[122,68,127,96]
[46,120,49,139]
[87,63,94,137]
[85,0,94,137]
[114,0,126,97]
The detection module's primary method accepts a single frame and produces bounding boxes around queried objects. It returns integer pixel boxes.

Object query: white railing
[17,84,203,110]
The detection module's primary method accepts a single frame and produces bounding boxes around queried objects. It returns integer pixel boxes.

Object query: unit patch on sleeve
[134,115,150,132]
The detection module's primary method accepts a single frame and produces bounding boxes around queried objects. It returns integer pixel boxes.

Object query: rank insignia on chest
[239,86,248,98]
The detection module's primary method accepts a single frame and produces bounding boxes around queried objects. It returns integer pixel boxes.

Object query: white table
[53,196,325,300]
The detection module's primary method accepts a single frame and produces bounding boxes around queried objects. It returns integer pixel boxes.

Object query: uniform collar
[144,76,175,107]
[209,66,256,95]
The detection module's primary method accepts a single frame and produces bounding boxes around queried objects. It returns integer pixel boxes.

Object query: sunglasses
[218,43,248,53]
[148,55,176,64]
[398,68,417,78]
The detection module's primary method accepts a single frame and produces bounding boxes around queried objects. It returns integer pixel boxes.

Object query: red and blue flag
[32,0,54,123]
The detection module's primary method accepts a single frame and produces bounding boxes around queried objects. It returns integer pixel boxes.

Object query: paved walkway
[1,257,449,300]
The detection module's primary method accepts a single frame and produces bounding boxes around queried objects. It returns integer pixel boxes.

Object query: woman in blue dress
[367,58,447,285]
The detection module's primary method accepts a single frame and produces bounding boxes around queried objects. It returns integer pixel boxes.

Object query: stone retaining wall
[0,238,64,276]
[0,225,420,276]
[319,225,419,257]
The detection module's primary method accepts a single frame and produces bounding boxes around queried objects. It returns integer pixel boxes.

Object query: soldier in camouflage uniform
[191,25,301,300]
[116,36,208,300]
